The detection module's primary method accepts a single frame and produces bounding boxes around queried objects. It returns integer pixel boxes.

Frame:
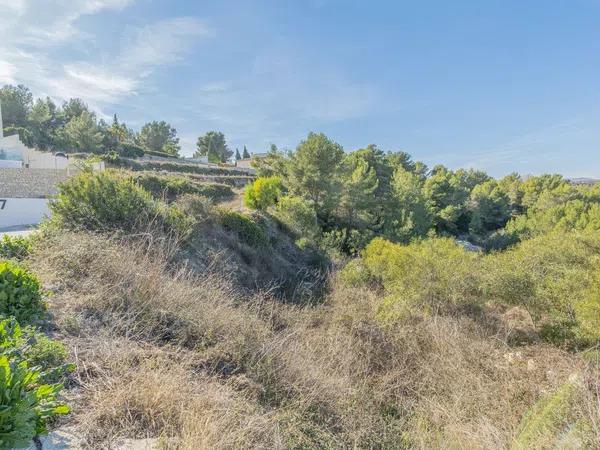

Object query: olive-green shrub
[50,171,192,236]
[339,258,372,287]
[481,231,600,345]
[0,318,70,448]
[116,143,145,158]
[219,210,268,247]
[274,195,319,238]
[134,173,234,203]
[0,235,32,260]
[362,237,480,319]
[0,262,45,325]
[244,176,282,210]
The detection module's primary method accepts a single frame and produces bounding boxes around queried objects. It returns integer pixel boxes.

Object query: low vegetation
[2,91,599,446]
[0,270,70,448]
[4,158,594,448]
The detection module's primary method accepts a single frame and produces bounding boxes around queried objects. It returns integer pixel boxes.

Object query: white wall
[0,198,49,229]
[0,160,22,168]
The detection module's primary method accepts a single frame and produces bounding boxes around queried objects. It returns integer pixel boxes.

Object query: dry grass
[28,232,598,449]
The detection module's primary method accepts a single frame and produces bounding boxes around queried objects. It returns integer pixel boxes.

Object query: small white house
[0,100,73,170]
[0,100,105,230]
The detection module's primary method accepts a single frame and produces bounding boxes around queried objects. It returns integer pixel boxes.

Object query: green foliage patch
[219,210,268,247]
[0,318,70,448]
[0,262,45,325]
[50,170,193,237]
[0,235,32,260]
[244,176,283,210]
[134,173,234,203]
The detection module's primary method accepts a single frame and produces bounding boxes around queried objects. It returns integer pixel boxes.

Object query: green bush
[0,318,70,448]
[244,176,283,210]
[274,195,319,238]
[117,143,145,158]
[0,318,72,383]
[219,210,268,247]
[362,237,480,319]
[135,173,234,203]
[176,194,214,224]
[481,231,600,344]
[195,183,235,203]
[0,262,45,325]
[0,235,32,260]
[50,171,191,236]
[134,173,199,201]
[339,258,372,287]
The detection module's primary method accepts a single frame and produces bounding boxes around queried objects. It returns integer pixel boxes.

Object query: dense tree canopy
[195,131,233,163]
[138,121,181,156]
[5,81,600,257]
[0,84,33,129]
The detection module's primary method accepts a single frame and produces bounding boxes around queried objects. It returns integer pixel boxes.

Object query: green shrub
[319,228,350,257]
[573,271,600,344]
[195,183,235,202]
[134,173,198,201]
[362,237,480,319]
[0,318,72,383]
[481,231,600,344]
[50,171,190,236]
[0,318,70,448]
[0,235,32,260]
[176,194,214,224]
[135,173,234,203]
[339,258,372,287]
[219,210,268,247]
[117,143,145,158]
[244,176,283,210]
[274,195,319,238]
[0,262,45,325]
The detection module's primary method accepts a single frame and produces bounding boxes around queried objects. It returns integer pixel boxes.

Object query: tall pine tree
[242,145,251,159]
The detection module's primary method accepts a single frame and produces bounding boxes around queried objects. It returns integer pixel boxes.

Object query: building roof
[0,168,71,198]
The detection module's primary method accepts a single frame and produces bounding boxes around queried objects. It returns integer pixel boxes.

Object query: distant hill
[568,177,600,185]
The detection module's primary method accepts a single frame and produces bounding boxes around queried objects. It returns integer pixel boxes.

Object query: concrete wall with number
[0,198,50,229]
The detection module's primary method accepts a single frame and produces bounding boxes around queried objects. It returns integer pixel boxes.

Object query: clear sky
[1,0,599,177]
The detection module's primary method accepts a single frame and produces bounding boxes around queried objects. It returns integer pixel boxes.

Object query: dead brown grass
[29,232,596,449]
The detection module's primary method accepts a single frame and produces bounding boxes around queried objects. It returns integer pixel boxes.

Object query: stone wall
[0,168,72,198]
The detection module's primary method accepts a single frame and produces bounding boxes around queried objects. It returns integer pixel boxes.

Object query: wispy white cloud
[177,45,379,154]
[119,17,213,74]
[0,1,210,109]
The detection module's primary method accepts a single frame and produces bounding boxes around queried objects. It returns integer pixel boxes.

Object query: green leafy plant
[219,210,268,247]
[117,143,145,158]
[0,318,70,448]
[0,235,32,260]
[244,176,283,210]
[0,262,45,325]
[362,237,480,319]
[274,195,319,238]
[50,170,191,236]
[135,173,234,203]
[0,318,72,384]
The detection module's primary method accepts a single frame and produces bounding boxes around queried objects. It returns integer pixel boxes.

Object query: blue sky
[1,0,599,177]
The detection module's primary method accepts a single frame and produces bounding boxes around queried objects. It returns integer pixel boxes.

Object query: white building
[0,100,103,229]
[0,100,71,169]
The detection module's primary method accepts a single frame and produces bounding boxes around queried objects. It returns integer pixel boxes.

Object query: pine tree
[287,132,344,213]
[235,148,242,160]
[242,145,251,159]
